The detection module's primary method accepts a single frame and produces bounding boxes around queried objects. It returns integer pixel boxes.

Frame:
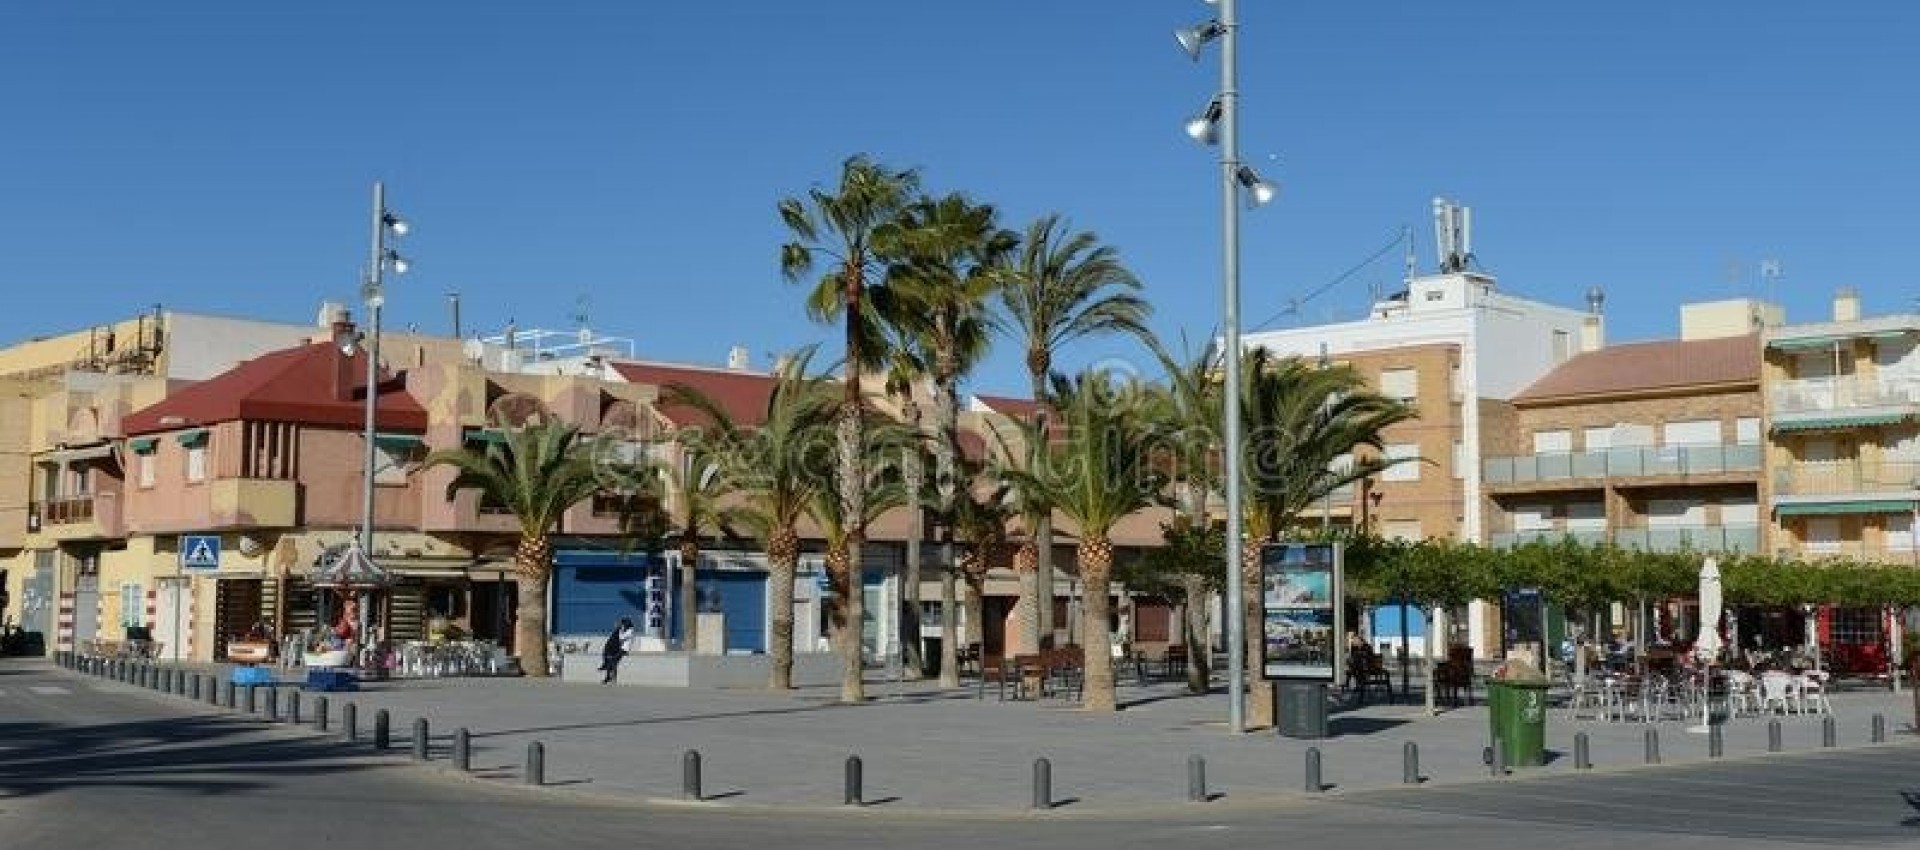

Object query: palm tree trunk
[679,535,700,653]
[514,532,553,678]
[767,528,798,690]
[838,268,867,704]
[1030,369,1054,648]
[1243,537,1273,728]
[1182,572,1212,694]
[1080,538,1117,712]
[1010,542,1041,657]
[829,540,865,703]
[901,409,925,679]
[938,537,960,688]
[963,572,985,650]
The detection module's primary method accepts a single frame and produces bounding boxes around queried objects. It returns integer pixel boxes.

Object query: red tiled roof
[1514,334,1760,404]
[122,342,428,435]
[612,361,775,428]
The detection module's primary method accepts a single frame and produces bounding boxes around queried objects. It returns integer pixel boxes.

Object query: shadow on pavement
[0,714,387,799]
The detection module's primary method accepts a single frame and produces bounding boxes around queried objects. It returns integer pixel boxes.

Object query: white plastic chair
[1799,671,1834,715]
[1724,671,1758,717]
[1759,672,1795,715]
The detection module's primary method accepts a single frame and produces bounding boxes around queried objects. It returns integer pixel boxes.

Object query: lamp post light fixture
[1175,0,1275,735]
[358,181,410,644]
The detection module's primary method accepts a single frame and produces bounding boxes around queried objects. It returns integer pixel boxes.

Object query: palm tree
[949,460,1014,657]
[1147,337,1226,692]
[883,191,1014,684]
[659,442,745,654]
[880,348,929,678]
[996,213,1150,655]
[1001,370,1167,712]
[426,420,604,678]
[804,416,912,702]
[666,352,839,690]
[780,156,920,681]
[1237,347,1419,725]
[983,410,1055,683]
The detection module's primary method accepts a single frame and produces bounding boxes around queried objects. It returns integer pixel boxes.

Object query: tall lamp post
[359,181,410,642]
[1176,0,1278,734]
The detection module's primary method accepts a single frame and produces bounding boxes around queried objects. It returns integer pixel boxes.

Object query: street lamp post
[1177,0,1276,734]
[359,181,409,644]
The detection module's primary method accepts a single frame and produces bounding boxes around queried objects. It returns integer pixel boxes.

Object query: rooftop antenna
[1431,197,1473,273]
[1402,224,1416,284]
[571,294,591,330]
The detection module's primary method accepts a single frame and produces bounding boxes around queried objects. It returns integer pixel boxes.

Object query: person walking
[600,617,635,684]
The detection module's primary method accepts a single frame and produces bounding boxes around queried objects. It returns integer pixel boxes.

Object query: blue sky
[2,2,1916,396]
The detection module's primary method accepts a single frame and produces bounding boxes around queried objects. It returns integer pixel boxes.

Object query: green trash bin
[1486,659,1550,768]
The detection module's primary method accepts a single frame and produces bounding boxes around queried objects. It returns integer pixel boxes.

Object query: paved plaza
[45,656,1920,813]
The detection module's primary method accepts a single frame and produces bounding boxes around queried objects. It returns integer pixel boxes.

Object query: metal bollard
[412,718,430,761]
[1403,742,1420,785]
[1768,719,1782,753]
[1574,731,1591,770]
[1710,724,1724,758]
[1873,713,1887,743]
[222,681,235,709]
[1644,728,1661,764]
[343,702,358,742]
[316,695,330,732]
[264,688,279,722]
[1822,715,1836,748]
[682,749,702,800]
[1032,757,1052,809]
[1306,747,1324,792]
[244,685,257,714]
[843,754,862,806]
[1189,754,1208,801]
[526,741,545,786]
[374,709,391,751]
[453,727,471,772]
[288,691,301,725]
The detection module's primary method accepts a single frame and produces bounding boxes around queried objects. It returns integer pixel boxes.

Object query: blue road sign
[181,535,221,570]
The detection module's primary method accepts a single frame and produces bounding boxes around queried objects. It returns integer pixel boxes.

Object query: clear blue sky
[2,2,1915,396]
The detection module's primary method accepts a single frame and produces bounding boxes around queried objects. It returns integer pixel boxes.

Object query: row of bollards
[60,657,1902,806]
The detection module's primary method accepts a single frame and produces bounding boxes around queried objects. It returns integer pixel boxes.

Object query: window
[1566,502,1606,531]
[1380,444,1421,481]
[1532,430,1572,455]
[1512,506,1553,532]
[1381,519,1423,542]
[186,445,207,483]
[1886,514,1915,551]
[1661,419,1720,447]
[1802,517,1842,553]
[1648,499,1705,528]
[1735,417,1761,445]
[1379,368,1417,403]
[1719,498,1759,527]
[120,582,143,628]
[1552,330,1572,362]
[1583,427,1615,451]
[138,453,155,488]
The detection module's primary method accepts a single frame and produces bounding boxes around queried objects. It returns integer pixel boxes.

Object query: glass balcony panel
[1535,453,1573,480]
[1608,447,1646,476]
[1680,445,1726,475]
[1725,444,1762,471]
[1571,451,1608,478]
[1483,457,1514,484]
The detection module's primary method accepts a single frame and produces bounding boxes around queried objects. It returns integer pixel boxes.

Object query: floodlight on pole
[1175,20,1224,60]
[1236,166,1278,207]
[358,180,410,650]
[1186,97,1223,145]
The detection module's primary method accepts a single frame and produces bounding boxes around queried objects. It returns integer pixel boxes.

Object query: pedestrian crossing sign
[181,535,221,570]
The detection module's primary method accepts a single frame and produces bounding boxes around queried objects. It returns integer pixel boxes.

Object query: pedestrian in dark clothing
[600,617,634,684]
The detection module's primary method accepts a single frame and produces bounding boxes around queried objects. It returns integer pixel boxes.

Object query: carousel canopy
[308,539,395,589]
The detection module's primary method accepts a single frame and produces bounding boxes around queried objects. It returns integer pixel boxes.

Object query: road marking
[28,685,70,695]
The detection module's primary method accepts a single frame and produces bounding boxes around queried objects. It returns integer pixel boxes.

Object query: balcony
[33,495,96,525]
[1613,524,1762,554]
[1482,444,1762,487]
[1772,376,1920,425]
[209,479,300,528]
[28,493,122,540]
[1775,540,1920,565]
[1488,528,1608,549]
[1772,460,1920,499]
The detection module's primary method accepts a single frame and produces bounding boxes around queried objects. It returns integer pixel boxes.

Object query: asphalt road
[4,663,1918,849]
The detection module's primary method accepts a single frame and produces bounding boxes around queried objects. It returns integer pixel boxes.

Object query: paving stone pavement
[58,659,1920,813]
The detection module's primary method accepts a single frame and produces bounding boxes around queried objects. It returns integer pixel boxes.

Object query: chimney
[1580,286,1605,351]
[727,345,750,371]
[1833,287,1860,322]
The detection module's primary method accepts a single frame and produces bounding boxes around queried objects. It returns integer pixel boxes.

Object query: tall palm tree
[426,420,604,679]
[659,441,745,654]
[1237,347,1419,725]
[804,416,912,702]
[780,156,920,678]
[666,351,839,690]
[1001,370,1167,712]
[880,347,929,678]
[950,460,1014,656]
[883,191,1014,684]
[996,213,1150,655]
[1147,337,1226,692]
[983,410,1055,682]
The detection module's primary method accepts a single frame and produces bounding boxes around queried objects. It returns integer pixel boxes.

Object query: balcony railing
[1776,540,1920,564]
[1482,444,1761,485]
[1773,376,1920,416]
[1613,524,1762,554]
[30,495,96,526]
[1488,529,1608,549]
[1772,460,1920,497]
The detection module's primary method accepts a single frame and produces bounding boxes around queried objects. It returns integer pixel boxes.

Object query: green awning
[1772,414,1910,432]
[175,429,210,448]
[1769,335,1848,351]
[373,433,426,452]
[1775,500,1914,516]
[127,437,158,454]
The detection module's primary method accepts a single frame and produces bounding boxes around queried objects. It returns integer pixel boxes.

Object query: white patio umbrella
[1688,556,1722,734]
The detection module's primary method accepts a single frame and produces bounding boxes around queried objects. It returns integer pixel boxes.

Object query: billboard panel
[1259,542,1344,682]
